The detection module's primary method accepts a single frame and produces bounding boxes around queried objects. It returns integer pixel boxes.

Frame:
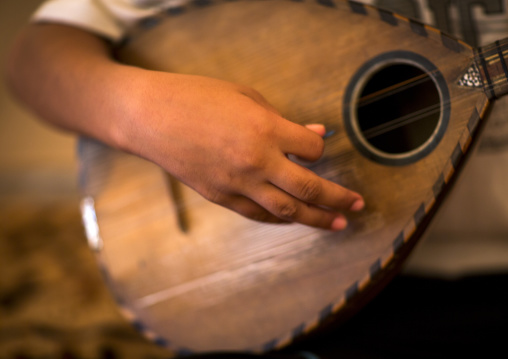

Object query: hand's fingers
[269,158,364,212]
[239,87,326,162]
[276,120,325,162]
[215,193,288,224]
[250,183,349,231]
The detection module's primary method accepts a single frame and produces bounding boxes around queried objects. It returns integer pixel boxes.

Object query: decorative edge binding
[109,131,483,356]
[275,93,488,353]
[99,0,479,355]
[119,0,468,46]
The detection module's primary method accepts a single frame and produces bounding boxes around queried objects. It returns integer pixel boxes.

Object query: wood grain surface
[79,0,491,354]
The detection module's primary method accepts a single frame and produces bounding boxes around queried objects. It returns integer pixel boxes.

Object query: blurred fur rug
[0,199,170,359]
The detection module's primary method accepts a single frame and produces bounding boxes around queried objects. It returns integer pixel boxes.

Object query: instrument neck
[475,38,508,100]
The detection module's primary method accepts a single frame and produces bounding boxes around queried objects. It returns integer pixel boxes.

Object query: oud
[78,0,508,355]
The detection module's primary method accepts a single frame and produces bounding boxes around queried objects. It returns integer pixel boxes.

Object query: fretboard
[474,38,508,100]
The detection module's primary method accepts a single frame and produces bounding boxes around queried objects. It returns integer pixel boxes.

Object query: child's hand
[112,71,364,230]
[6,24,363,230]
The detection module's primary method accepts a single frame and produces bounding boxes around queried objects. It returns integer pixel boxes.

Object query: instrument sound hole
[356,64,440,154]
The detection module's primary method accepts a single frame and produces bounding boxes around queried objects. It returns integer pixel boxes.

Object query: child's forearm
[5,23,130,148]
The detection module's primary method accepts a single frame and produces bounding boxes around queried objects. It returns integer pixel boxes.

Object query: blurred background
[1,0,507,358]
[0,0,75,202]
[0,1,171,358]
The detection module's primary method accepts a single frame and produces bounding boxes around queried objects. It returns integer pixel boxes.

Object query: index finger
[275,119,326,162]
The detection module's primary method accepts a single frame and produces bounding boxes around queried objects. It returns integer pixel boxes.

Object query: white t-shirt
[32,0,189,41]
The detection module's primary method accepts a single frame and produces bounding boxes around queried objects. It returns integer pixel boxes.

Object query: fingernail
[305,124,326,136]
[350,198,365,211]
[331,216,348,231]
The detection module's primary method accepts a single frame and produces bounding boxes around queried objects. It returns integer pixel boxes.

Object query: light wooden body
[79,0,493,354]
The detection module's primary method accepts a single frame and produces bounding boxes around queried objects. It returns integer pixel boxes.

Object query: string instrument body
[78,0,508,354]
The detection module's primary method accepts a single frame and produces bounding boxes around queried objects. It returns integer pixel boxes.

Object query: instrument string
[106,50,508,218]
[361,103,441,140]
[162,73,475,215]
[354,42,507,111]
[163,78,489,217]
[337,47,507,138]
[324,83,480,142]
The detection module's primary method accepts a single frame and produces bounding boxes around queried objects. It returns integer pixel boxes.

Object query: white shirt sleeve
[31,0,185,42]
